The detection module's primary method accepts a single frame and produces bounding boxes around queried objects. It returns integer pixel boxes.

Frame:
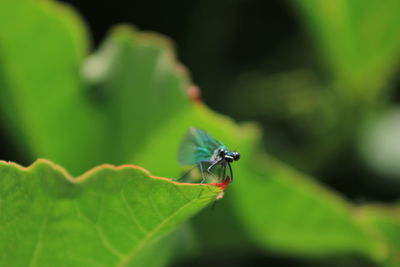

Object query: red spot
[211,176,232,191]
[187,86,202,103]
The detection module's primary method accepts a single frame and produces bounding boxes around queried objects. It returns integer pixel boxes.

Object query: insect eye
[218,148,225,156]
[233,152,240,161]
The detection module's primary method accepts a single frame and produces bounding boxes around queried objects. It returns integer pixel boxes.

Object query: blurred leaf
[230,153,386,260]
[294,0,400,100]
[0,159,221,266]
[358,205,400,266]
[359,108,400,178]
[82,26,191,167]
[0,0,398,265]
[0,0,190,175]
[0,0,100,172]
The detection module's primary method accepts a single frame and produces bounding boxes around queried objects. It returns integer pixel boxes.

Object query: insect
[177,127,240,184]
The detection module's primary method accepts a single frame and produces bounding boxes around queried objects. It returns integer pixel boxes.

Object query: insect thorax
[211,146,225,162]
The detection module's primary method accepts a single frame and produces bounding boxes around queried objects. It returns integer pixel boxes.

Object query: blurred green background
[47,0,400,202]
[1,0,400,266]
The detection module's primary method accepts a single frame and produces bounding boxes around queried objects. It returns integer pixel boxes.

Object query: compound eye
[233,152,240,161]
[218,148,225,156]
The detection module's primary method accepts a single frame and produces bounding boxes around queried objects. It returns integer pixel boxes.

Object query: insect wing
[177,128,224,165]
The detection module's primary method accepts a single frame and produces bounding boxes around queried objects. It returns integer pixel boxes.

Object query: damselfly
[177,128,240,184]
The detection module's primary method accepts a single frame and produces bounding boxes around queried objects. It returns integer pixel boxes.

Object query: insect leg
[197,160,218,182]
[198,161,208,184]
[227,162,234,182]
[197,161,215,198]
[222,164,227,181]
[206,159,224,181]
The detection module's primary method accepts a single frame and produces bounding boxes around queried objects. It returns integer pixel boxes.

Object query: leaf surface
[0,159,220,266]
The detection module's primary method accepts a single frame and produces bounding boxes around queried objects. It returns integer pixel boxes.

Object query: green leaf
[293,0,400,100]
[357,205,400,266]
[231,153,387,260]
[0,0,396,265]
[0,159,221,266]
[82,25,191,168]
[0,0,193,176]
[0,0,105,173]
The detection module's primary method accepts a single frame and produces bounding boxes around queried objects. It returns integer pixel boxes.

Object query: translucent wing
[177,128,224,165]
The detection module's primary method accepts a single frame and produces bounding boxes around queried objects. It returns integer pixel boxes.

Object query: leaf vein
[147,193,164,220]
[95,225,125,258]
[120,190,149,235]
[117,196,200,267]
[29,203,51,267]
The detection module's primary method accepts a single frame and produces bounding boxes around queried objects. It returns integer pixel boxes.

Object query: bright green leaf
[0,0,102,172]
[0,159,221,266]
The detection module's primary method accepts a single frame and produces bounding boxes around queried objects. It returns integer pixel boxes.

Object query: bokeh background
[53,0,400,203]
[1,0,400,266]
